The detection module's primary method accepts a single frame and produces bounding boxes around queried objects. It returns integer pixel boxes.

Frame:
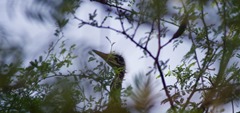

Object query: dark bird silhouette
[172,15,188,39]
[92,50,129,113]
[161,14,188,48]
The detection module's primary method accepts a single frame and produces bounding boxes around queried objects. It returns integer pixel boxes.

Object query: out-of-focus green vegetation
[2,0,240,113]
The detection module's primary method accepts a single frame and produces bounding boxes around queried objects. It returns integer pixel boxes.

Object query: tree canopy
[1,0,240,113]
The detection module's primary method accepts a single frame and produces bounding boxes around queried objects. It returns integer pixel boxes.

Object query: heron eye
[115,55,125,66]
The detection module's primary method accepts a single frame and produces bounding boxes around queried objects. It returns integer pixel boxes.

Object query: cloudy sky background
[0,0,237,112]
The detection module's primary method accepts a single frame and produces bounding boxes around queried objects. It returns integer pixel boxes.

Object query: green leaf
[60,48,66,54]
[88,57,95,62]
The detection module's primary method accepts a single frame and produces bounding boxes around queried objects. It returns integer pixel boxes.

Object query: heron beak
[92,50,112,62]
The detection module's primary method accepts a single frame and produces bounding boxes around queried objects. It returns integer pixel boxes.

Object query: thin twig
[144,23,155,49]
[156,19,161,60]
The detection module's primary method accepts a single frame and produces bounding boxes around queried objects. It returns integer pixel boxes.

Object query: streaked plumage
[93,50,128,113]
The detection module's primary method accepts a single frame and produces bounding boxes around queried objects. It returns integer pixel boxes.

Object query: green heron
[93,50,128,113]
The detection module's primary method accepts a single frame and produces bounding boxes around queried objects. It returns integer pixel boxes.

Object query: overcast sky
[0,0,237,112]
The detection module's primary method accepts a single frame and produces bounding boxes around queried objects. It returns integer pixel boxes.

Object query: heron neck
[109,67,125,105]
[113,67,125,80]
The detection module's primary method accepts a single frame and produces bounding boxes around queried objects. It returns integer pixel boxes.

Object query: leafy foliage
[2,0,240,113]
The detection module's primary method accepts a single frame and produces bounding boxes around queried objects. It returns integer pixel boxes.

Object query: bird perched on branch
[172,14,188,39]
[93,50,129,113]
[161,14,188,48]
